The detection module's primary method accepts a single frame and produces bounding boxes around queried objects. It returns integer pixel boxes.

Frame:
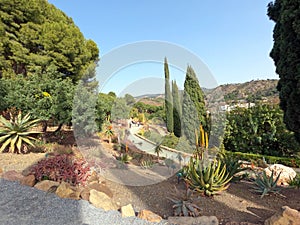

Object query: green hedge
[226,151,300,168]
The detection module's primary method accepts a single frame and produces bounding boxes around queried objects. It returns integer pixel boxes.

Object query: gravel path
[0,179,168,225]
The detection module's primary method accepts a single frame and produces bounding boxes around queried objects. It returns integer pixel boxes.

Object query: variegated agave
[0,112,41,153]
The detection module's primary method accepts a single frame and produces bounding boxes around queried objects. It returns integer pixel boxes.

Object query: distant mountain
[205,79,279,107]
[134,79,280,108]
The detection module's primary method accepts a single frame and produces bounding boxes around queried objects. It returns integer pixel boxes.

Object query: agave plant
[0,112,41,153]
[167,187,201,217]
[218,152,247,182]
[253,170,281,198]
[185,156,232,196]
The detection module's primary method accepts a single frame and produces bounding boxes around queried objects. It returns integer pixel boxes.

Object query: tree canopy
[0,0,99,82]
[268,0,300,142]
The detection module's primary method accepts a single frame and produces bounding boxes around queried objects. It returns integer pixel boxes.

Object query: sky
[48,0,277,96]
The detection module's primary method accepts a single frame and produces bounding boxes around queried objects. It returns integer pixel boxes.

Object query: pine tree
[182,65,207,144]
[172,80,181,137]
[164,57,173,133]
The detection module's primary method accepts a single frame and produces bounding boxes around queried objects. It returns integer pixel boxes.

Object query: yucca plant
[0,112,41,153]
[167,187,201,217]
[253,170,281,198]
[185,157,232,196]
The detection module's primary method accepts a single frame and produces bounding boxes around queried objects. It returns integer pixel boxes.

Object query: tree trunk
[54,123,63,133]
[42,121,48,132]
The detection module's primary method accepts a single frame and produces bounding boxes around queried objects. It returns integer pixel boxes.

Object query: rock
[87,171,99,183]
[121,204,135,218]
[264,164,296,186]
[0,167,3,174]
[264,206,300,225]
[80,187,90,201]
[55,181,81,200]
[34,180,60,192]
[2,170,24,182]
[168,216,219,225]
[88,182,113,198]
[137,209,162,223]
[89,189,117,211]
[20,174,36,187]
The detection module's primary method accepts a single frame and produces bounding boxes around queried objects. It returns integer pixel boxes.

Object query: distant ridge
[134,79,279,106]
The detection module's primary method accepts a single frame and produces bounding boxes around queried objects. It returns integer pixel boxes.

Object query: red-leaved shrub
[31,154,90,186]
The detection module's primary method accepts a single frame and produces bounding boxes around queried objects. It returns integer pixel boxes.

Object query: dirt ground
[0,130,300,225]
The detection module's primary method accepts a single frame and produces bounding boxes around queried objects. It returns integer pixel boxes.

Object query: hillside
[135,79,280,107]
[205,79,279,108]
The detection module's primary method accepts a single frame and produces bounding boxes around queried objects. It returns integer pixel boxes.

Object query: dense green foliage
[182,66,207,144]
[172,80,182,137]
[164,58,173,133]
[2,70,75,131]
[268,1,300,142]
[0,0,99,81]
[224,104,300,157]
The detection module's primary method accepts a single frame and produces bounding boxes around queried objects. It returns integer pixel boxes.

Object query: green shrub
[226,151,300,168]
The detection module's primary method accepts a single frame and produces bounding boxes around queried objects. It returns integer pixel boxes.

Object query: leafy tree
[164,57,173,133]
[0,0,99,82]
[172,80,181,137]
[124,94,136,106]
[268,0,300,142]
[182,65,207,144]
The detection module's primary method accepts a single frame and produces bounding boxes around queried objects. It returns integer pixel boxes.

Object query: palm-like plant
[0,112,41,153]
[154,143,163,160]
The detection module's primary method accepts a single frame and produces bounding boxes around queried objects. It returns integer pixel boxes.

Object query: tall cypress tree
[164,57,173,133]
[268,0,300,142]
[182,65,207,144]
[172,80,181,137]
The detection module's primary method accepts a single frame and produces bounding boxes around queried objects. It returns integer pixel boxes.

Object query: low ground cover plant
[30,154,91,186]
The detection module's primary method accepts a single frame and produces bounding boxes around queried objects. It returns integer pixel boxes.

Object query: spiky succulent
[167,188,201,217]
[218,152,247,182]
[0,112,41,153]
[253,170,281,198]
[185,157,232,196]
